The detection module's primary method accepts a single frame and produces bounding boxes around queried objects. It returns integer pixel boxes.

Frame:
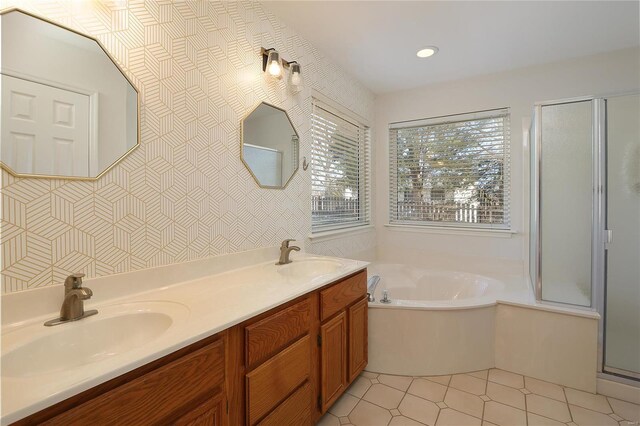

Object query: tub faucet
[44,273,98,326]
[367,275,381,302]
[381,289,391,304]
[277,239,300,265]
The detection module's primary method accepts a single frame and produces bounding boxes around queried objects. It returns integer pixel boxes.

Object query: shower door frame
[598,92,640,382]
[532,95,600,310]
[531,92,640,384]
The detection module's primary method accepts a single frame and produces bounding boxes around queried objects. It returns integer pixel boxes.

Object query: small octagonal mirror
[241,102,299,189]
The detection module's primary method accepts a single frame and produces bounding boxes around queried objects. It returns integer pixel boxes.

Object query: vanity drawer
[245,297,311,369]
[42,338,225,426]
[246,335,311,425]
[320,270,367,321]
[257,381,312,426]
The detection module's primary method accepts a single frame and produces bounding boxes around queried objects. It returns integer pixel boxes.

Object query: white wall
[374,47,640,269]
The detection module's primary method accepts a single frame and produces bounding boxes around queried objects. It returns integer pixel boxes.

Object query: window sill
[308,224,374,242]
[383,223,516,238]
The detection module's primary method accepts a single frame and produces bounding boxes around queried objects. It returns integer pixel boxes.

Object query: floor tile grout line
[342,389,359,423]
[357,387,408,418]
[446,383,486,420]
[421,374,453,387]
[523,383,529,426]
[449,377,488,397]
[446,380,490,400]
[444,374,452,386]
[604,394,633,420]
[568,399,633,421]
[528,408,575,425]
[604,393,615,415]
[442,381,451,409]
[605,396,621,421]
[332,385,363,418]
[383,408,391,426]
[445,381,488,422]
[605,398,633,423]
[432,391,443,426]
[376,374,413,392]
[562,386,574,424]
[486,383,531,411]
[482,376,488,423]
[396,387,434,426]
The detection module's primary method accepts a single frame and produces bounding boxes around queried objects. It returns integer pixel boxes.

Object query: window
[389,108,510,229]
[311,99,370,232]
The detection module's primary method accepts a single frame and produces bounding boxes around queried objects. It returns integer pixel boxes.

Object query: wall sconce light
[288,61,302,90]
[264,49,282,78]
[261,47,302,89]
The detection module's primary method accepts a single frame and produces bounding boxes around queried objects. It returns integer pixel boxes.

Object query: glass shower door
[538,101,594,307]
[604,93,640,379]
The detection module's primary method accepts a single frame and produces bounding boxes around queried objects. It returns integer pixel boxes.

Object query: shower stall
[530,93,640,382]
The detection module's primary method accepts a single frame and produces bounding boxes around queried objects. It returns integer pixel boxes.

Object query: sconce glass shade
[266,50,282,77]
[288,62,302,89]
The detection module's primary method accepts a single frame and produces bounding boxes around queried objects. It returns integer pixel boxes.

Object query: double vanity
[1,247,369,425]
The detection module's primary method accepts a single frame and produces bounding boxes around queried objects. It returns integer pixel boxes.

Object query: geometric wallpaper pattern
[0,0,375,293]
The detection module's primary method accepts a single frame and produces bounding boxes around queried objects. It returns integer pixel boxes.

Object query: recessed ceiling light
[417,46,439,58]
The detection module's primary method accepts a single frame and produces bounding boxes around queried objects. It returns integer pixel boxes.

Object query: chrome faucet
[367,275,381,302]
[44,273,98,326]
[277,239,300,265]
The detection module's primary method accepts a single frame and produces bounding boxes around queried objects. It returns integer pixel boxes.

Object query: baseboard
[597,376,640,404]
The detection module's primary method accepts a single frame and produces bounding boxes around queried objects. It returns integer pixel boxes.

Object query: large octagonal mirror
[0,9,139,179]
[241,102,299,189]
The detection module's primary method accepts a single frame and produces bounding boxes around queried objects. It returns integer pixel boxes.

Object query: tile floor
[317,369,640,426]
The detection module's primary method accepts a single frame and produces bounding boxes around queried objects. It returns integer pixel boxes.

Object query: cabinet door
[175,394,223,426]
[348,297,368,382]
[320,311,347,413]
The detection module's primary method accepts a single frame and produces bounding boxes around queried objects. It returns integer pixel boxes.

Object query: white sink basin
[277,258,345,280]
[1,301,189,378]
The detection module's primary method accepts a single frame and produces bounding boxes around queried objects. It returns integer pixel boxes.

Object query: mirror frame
[240,101,299,189]
[0,7,141,181]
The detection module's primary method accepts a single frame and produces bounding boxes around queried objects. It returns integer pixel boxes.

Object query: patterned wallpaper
[0,0,375,293]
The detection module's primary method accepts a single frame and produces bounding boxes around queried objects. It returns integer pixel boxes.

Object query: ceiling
[261,1,640,94]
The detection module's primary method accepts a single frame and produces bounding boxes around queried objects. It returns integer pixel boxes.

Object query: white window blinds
[311,99,370,232]
[389,108,511,229]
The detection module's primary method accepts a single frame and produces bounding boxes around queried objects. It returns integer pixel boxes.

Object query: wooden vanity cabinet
[15,333,227,426]
[13,269,367,426]
[228,269,368,425]
[318,271,368,413]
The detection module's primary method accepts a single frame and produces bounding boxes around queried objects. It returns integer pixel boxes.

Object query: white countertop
[0,248,368,424]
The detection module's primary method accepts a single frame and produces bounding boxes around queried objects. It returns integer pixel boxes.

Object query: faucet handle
[281,239,296,248]
[65,273,85,289]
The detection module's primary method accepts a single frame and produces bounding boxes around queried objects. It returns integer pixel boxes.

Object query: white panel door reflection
[243,143,283,187]
[1,74,90,177]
